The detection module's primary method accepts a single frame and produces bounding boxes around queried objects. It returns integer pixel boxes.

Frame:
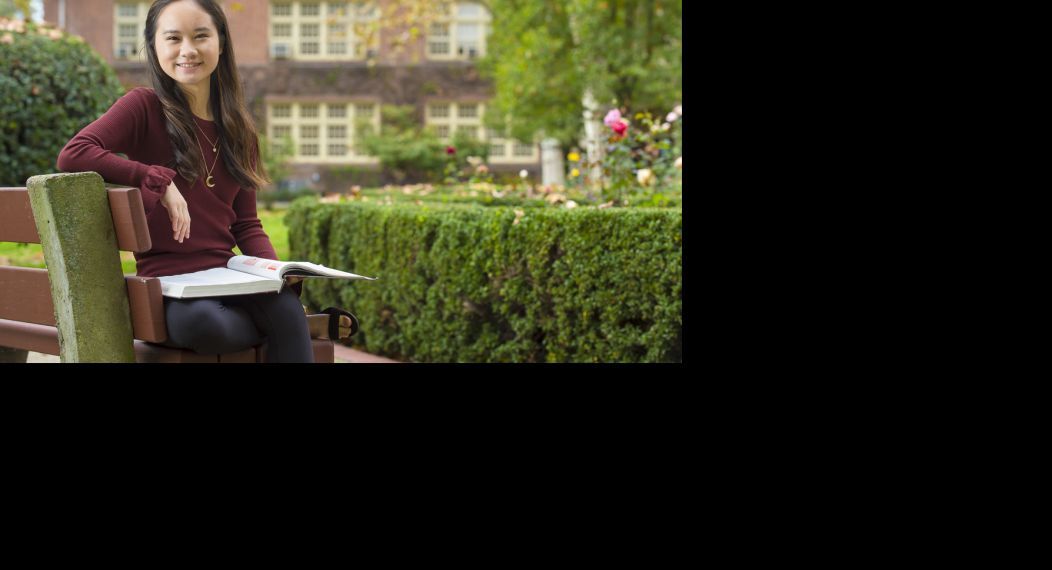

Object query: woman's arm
[56,88,177,216]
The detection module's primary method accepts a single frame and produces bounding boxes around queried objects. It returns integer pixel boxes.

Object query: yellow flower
[570,168,580,178]
[567,152,580,162]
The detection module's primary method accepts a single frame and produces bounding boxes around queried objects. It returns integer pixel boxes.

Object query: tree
[478,0,682,148]
[0,1,31,19]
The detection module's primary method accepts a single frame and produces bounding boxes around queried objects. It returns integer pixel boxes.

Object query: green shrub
[286,198,682,363]
[0,18,125,186]
[358,104,446,183]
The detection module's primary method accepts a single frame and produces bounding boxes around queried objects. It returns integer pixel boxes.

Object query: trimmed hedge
[286,199,682,363]
[0,19,124,186]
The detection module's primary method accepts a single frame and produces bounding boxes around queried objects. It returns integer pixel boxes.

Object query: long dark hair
[143,0,268,189]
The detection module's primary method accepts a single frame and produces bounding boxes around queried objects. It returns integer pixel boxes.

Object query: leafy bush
[0,18,125,185]
[358,104,446,183]
[568,105,683,207]
[286,198,682,363]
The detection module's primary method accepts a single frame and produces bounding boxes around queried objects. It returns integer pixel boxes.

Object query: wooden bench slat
[0,318,60,354]
[0,267,56,326]
[0,187,151,252]
[0,188,41,244]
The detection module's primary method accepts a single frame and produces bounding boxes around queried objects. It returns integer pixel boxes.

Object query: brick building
[42,0,541,191]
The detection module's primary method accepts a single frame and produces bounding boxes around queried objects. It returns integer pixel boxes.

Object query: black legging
[162,288,314,362]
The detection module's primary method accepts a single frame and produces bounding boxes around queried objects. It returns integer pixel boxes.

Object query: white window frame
[268,100,381,164]
[270,1,379,61]
[426,2,491,61]
[114,2,148,61]
[426,101,539,164]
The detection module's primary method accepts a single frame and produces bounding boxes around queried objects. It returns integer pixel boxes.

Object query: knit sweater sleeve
[56,88,176,216]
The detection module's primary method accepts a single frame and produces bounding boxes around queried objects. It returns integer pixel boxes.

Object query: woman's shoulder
[110,86,164,119]
[121,86,160,105]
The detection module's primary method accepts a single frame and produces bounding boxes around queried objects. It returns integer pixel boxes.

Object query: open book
[158,255,376,299]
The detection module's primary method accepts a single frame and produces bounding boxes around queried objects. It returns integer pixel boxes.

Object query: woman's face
[153,0,222,91]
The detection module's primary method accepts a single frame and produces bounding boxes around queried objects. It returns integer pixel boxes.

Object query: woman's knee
[167,300,260,353]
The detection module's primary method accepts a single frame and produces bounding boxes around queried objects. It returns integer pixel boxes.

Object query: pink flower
[611,119,628,137]
[446,146,456,155]
[603,109,622,128]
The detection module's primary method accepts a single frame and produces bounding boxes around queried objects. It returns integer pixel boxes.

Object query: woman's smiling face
[153,0,222,90]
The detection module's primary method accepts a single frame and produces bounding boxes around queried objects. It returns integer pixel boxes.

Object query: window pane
[117,3,138,18]
[355,104,375,117]
[489,144,505,157]
[300,105,319,118]
[328,2,348,15]
[119,24,137,38]
[272,3,292,17]
[273,23,291,37]
[272,104,291,118]
[301,42,319,54]
[329,126,347,139]
[328,104,347,118]
[435,126,450,139]
[328,144,347,156]
[329,23,347,38]
[301,23,319,37]
[458,104,478,118]
[514,142,534,156]
[328,42,347,54]
[429,23,449,37]
[273,125,292,138]
[300,2,320,17]
[429,104,449,118]
[300,143,319,156]
[301,125,319,139]
[428,42,450,55]
[457,3,485,19]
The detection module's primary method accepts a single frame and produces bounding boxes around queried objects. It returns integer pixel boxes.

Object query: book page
[228,255,376,281]
[226,255,287,280]
[158,267,280,298]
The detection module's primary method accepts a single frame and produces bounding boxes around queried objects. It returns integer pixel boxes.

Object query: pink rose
[611,119,628,137]
[603,109,622,128]
[446,146,456,155]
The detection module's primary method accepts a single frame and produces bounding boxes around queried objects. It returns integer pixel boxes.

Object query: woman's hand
[160,181,190,243]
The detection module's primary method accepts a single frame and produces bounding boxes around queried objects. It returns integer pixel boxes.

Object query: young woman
[58,0,318,362]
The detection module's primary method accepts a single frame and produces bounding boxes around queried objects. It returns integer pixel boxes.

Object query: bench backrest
[0,172,167,362]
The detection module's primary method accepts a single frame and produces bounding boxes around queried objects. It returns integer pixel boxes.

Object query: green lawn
[0,207,289,275]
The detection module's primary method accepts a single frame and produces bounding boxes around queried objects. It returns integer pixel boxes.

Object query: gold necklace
[195,120,218,152]
[194,129,221,188]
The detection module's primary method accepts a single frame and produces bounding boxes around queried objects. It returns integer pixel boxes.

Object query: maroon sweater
[56,87,278,278]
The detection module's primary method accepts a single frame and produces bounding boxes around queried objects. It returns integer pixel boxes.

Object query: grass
[0,206,290,274]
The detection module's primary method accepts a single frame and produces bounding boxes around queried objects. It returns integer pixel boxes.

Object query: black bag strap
[322,307,359,339]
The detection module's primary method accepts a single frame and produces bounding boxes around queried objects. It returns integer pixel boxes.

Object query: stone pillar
[581,90,604,187]
[541,138,565,187]
[27,172,136,362]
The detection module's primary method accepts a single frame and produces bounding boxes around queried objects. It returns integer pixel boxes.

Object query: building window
[427,2,491,60]
[114,2,148,61]
[427,101,485,144]
[269,1,378,61]
[482,120,539,164]
[268,101,380,164]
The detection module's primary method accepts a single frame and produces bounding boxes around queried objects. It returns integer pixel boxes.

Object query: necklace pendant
[206,175,215,188]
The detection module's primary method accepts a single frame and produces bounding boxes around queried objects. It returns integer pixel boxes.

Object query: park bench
[0,172,343,363]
